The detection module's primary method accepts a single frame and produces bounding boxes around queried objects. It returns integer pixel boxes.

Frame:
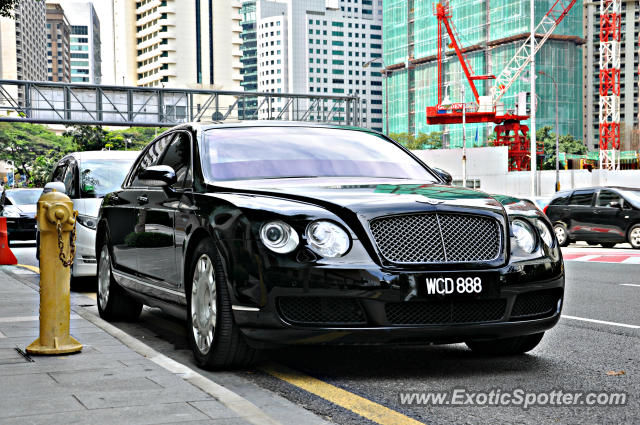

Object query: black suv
[545,187,640,248]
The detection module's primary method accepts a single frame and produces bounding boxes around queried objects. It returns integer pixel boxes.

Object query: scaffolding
[383,0,584,148]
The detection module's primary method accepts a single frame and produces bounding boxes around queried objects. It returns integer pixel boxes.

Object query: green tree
[63,125,110,151]
[417,131,443,149]
[0,0,41,18]
[0,122,72,183]
[389,132,443,150]
[537,126,586,170]
[108,127,167,151]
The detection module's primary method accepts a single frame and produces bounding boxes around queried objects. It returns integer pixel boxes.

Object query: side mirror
[609,201,622,209]
[433,168,453,185]
[43,181,66,194]
[138,165,176,187]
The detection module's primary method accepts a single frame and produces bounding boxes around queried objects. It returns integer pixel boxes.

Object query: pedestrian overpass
[0,79,361,128]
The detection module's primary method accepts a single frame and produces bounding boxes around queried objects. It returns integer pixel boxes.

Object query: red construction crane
[426,0,578,171]
[598,0,621,170]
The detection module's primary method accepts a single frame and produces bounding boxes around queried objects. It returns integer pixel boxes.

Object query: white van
[43,150,140,280]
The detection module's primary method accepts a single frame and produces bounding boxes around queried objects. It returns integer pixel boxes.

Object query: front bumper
[231,260,564,348]
[72,223,97,277]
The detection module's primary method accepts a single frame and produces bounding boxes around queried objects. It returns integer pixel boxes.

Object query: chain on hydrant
[26,190,82,355]
[57,210,77,267]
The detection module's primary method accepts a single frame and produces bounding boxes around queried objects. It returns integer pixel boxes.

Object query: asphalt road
[9,243,640,425]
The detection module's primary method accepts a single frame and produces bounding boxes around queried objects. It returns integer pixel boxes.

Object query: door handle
[137,195,148,204]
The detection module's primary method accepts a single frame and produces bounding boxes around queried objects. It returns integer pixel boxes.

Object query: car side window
[62,162,77,198]
[550,193,569,205]
[130,135,174,187]
[569,190,594,206]
[51,162,66,183]
[157,132,192,189]
[597,190,622,208]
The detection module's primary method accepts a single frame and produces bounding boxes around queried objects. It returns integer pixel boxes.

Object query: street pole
[462,85,467,188]
[554,78,559,192]
[385,71,389,135]
[530,0,537,197]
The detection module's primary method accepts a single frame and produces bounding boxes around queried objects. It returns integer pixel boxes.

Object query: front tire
[97,242,142,322]
[187,239,256,369]
[553,223,570,247]
[466,332,544,355]
[628,224,640,249]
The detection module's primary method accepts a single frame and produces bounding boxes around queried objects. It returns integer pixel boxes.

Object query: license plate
[423,274,495,297]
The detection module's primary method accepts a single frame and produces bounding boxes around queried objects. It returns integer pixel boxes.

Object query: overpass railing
[0,80,361,127]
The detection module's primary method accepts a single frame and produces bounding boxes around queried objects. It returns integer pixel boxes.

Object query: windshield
[620,189,640,208]
[80,159,136,198]
[201,127,439,182]
[5,190,41,205]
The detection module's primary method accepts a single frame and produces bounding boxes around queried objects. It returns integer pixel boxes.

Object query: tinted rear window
[569,190,594,206]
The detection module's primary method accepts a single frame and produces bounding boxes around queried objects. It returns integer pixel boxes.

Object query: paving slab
[0,268,267,425]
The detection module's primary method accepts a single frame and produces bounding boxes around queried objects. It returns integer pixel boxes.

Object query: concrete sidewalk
[0,266,270,425]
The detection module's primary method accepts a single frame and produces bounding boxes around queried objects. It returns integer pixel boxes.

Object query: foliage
[389,132,443,150]
[30,151,62,187]
[0,122,73,184]
[0,123,162,187]
[63,125,165,152]
[536,126,587,170]
[0,0,42,17]
[0,0,21,17]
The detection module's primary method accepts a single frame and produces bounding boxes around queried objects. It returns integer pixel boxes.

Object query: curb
[74,307,283,425]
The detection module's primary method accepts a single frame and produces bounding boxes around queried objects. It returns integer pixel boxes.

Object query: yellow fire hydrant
[26,190,82,355]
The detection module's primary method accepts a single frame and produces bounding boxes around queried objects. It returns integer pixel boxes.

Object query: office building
[252,0,384,130]
[46,3,71,82]
[0,0,46,82]
[113,0,243,90]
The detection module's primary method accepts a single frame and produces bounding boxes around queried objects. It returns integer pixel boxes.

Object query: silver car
[42,151,140,280]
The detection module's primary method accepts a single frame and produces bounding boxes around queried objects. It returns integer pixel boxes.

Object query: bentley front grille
[369,213,502,264]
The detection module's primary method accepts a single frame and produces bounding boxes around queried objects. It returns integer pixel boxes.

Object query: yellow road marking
[16,264,40,274]
[261,363,425,425]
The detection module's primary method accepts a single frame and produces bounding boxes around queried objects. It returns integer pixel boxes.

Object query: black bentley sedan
[97,122,564,369]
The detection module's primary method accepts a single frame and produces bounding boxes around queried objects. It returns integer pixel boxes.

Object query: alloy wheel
[191,254,217,355]
[98,245,111,308]
[554,226,566,245]
[630,228,640,248]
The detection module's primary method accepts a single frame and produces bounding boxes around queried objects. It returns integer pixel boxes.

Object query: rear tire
[466,332,544,356]
[628,224,640,249]
[97,241,142,322]
[553,223,570,247]
[186,238,256,370]
[600,242,616,249]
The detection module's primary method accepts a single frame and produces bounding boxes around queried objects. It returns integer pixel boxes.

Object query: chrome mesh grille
[369,213,502,264]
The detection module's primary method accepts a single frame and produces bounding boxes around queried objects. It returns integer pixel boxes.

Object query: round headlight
[306,221,350,258]
[260,221,299,254]
[512,219,536,254]
[535,220,554,247]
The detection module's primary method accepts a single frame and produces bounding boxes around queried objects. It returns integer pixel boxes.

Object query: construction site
[382,0,640,172]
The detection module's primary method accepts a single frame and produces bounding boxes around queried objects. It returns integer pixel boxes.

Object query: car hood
[210,178,507,217]
[73,198,103,218]
[4,204,36,217]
